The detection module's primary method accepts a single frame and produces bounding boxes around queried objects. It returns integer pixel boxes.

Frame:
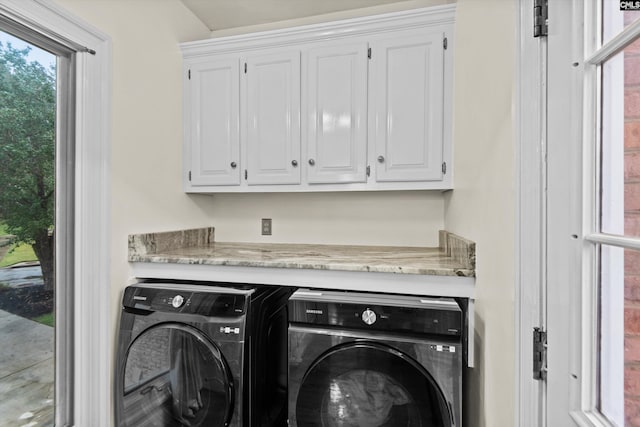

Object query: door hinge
[244,169,248,180]
[366,165,371,177]
[442,162,447,175]
[368,47,372,59]
[443,37,448,50]
[188,171,192,181]
[533,327,547,381]
[533,0,548,38]
[244,63,247,73]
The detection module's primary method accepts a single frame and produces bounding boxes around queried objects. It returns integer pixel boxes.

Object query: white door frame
[515,0,583,425]
[515,0,546,425]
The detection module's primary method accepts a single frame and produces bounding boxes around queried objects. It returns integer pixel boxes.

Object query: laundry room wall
[444,1,517,426]
[53,0,518,426]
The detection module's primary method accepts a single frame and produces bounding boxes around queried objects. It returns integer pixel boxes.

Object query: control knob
[362,308,377,325]
[172,295,185,308]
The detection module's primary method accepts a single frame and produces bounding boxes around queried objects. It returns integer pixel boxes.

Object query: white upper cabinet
[370,31,445,182]
[181,4,454,192]
[186,58,240,186]
[304,43,368,184]
[244,51,301,185]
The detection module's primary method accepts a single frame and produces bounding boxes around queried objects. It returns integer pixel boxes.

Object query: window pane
[599,245,640,426]
[601,48,624,236]
[599,245,624,424]
[0,31,56,426]
[603,0,640,44]
[624,248,640,426]
[600,40,640,237]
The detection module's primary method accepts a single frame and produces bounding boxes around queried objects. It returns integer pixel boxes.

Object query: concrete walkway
[0,309,54,427]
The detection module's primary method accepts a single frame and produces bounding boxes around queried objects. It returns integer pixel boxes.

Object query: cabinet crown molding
[181,4,455,57]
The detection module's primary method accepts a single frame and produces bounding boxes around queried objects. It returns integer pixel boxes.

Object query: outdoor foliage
[0,41,55,290]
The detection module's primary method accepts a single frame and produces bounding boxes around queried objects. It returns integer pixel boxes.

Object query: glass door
[122,324,234,427]
[295,342,450,427]
[0,25,73,426]
[545,1,640,425]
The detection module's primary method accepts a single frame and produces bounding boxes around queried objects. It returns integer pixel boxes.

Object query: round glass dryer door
[121,323,233,427]
[296,342,451,427]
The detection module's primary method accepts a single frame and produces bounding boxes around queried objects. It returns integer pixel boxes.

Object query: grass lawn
[0,222,38,267]
[0,243,38,267]
[33,312,54,327]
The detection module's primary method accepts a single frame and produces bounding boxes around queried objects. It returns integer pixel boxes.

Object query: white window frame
[0,0,111,425]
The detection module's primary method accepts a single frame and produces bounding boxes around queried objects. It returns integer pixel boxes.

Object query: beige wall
[445,1,516,426]
[207,192,445,245]
[54,0,516,425]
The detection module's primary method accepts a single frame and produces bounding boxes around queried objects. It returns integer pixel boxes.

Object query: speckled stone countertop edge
[128,227,215,256]
[128,227,476,278]
[439,230,476,271]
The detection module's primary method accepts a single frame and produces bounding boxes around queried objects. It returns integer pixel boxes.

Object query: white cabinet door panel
[371,32,444,182]
[245,51,301,185]
[306,43,368,184]
[189,59,240,186]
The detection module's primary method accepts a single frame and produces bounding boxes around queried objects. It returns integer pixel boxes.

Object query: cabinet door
[245,51,301,185]
[305,43,368,184]
[370,31,444,182]
[188,58,240,186]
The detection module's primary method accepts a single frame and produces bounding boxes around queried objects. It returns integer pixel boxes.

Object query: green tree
[0,41,55,291]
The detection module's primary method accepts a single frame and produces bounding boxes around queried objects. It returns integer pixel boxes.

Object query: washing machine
[115,281,293,427]
[288,289,463,427]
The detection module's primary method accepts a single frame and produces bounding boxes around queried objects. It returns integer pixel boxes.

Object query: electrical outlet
[261,218,272,236]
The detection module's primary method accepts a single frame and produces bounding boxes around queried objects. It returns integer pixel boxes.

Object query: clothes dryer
[115,281,292,427]
[288,289,463,427]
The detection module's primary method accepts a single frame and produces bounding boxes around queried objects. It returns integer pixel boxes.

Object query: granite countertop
[128,228,475,277]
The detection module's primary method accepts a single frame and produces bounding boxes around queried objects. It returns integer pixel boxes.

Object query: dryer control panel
[289,289,462,337]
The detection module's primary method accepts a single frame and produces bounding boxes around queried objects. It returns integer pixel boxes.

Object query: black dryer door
[296,342,452,427]
[121,323,233,427]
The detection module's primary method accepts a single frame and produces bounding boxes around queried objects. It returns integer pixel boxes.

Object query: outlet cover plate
[261,218,272,236]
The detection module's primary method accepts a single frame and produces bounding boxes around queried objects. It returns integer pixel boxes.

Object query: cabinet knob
[230,162,237,169]
[377,155,385,163]
[308,159,315,166]
[291,160,298,167]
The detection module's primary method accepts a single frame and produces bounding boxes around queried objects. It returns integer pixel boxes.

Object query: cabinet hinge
[188,171,192,181]
[368,47,372,59]
[533,327,547,381]
[244,63,247,74]
[442,162,447,175]
[443,37,448,50]
[533,0,548,38]
[244,169,248,180]
[366,165,371,177]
